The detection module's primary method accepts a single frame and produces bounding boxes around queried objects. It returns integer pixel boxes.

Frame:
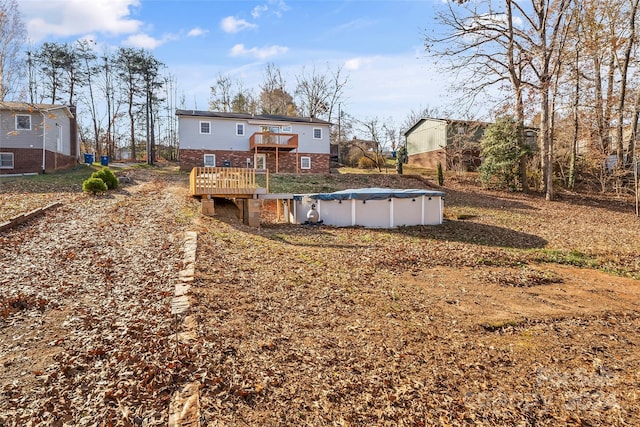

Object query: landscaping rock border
[0,202,62,232]
[168,231,200,427]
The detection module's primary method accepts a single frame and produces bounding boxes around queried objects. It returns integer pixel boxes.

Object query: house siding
[177,111,332,173]
[0,103,78,175]
[406,118,490,171]
[0,147,76,174]
[406,119,447,155]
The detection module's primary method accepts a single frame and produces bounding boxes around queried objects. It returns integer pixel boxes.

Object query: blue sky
[18,0,465,125]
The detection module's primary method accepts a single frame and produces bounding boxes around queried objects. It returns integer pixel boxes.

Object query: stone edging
[168,231,201,427]
[0,202,62,232]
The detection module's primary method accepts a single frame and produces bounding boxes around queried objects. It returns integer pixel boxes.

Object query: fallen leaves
[2,168,639,425]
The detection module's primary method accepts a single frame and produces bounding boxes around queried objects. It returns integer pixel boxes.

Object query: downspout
[41,111,46,174]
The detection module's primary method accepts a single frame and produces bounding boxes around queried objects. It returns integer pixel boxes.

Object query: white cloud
[187,27,208,37]
[252,5,268,18]
[122,33,177,49]
[230,43,288,59]
[344,57,374,71]
[220,16,256,34]
[250,1,290,19]
[20,0,142,41]
[269,0,290,18]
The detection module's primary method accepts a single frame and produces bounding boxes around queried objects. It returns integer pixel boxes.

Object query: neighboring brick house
[0,102,78,175]
[177,110,332,173]
[404,117,537,171]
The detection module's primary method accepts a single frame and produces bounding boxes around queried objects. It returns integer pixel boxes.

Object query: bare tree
[75,40,102,156]
[0,0,26,100]
[230,85,258,114]
[401,106,442,133]
[426,0,572,199]
[295,64,348,122]
[613,0,640,170]
[260,62,297,115]
[209,73,233,112]
[351,117,392,172]
[209,74,258,114]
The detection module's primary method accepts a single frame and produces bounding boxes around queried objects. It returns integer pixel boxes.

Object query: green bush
[82,177,108,193]
[436,161,444,186]
[91,167,119,190]
[479,116,529,191]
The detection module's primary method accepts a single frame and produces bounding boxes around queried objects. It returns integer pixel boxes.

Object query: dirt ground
[1,167,639,426]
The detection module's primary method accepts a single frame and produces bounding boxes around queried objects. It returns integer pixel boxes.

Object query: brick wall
[407,149,446,170]
[180,149,330,174]
[0,148,77,175]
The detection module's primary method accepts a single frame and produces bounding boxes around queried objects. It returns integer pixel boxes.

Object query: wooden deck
[189,167,268,198]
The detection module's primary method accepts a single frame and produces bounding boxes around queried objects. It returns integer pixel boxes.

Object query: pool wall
[292,188,445,228]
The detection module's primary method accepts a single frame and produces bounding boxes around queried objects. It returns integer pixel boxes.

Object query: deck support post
[244,199,261,227]
[201,196,215,216]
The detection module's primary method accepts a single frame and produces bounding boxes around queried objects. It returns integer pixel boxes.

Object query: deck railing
[189,167,268,196]
[249,132,298,149]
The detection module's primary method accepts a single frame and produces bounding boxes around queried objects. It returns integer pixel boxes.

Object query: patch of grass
[175,204,199,224]
[532,249,596,267]
[264,173,345,194]
[1,164,100,192]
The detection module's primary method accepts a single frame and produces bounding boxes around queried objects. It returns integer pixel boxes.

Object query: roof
[296,188,445,201]
[403,117,491,137]
[175,109,332,126]
[0,102,73,118]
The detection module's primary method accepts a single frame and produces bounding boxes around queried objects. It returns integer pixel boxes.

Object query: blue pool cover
[296,188,445,201]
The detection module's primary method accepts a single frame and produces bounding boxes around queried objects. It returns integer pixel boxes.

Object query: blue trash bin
[84,153,94,164]
[100,156,109,166]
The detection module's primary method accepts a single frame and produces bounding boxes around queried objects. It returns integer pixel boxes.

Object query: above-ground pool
[292,188,445,228]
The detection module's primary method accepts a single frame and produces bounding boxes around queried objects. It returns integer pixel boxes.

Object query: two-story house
[0,102,78,175]
[177,110,332,173]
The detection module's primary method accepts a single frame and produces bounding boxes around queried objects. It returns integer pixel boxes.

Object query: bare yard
[1,167,639,426]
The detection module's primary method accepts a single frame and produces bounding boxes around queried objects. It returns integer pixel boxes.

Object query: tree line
[427,0,640,199]
[25,40,174,163]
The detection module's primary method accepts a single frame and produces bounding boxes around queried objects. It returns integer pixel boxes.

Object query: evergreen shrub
[91,167,119,190]
[82,177,108,193]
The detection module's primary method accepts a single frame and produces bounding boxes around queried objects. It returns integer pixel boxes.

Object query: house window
[282,125,292,133]
[236,123,245,136]
[313,128,322,139]
[0,152,14,169]
[16,114,31,130]
[200,121,211,134]
[301,156,311,170]
[204,154,216,167]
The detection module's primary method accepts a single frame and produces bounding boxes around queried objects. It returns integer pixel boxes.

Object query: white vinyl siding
[16,114,31,130]
[200,121,211,134]
[301,156,311,170]
[0,152,14,168]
